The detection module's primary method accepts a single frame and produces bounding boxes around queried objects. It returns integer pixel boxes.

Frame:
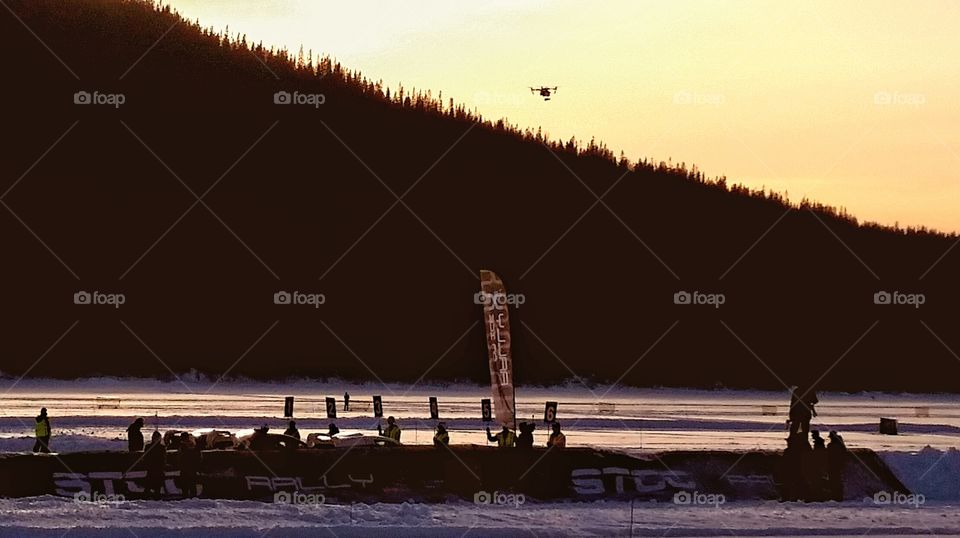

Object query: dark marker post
[544,401,558,423]
[325,397,337,419]
[481,398,492,445]
[373,395,383,435]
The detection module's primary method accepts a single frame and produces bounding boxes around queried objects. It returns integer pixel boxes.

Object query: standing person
[515,422,535,449]
[127,418,145,452]
[547,422,566,448]
[781,433,811,501]
[379,416,401,444]
[283,420,300,440]
[248,426,271,450]
[433,422,449,447]
[789,386,818,437]
[144,431,166,499]
[177,432,201,498]
[827,431,847,501]
[343,392,350,411]
[486,425,515,448]
[33,408,51,453]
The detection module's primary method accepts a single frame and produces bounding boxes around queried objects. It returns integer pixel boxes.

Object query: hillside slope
[1,0,958,390]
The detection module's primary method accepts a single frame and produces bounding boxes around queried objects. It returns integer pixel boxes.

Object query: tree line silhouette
[0,0,957,391]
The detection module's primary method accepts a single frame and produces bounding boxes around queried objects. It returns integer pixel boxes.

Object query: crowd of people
[484,422,566,449]
[123,418,201,499]
[29,405,568,462]
[781,386,848,501]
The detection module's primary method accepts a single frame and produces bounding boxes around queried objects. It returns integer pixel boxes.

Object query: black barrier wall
[0,447,907,503]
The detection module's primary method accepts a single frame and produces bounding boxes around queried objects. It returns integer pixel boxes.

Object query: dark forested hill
[1,0,958,391]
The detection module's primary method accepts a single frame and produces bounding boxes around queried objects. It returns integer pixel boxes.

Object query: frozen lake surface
[1,378,958,453]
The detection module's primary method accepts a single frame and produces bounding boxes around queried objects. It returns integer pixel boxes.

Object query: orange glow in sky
[166,0,960,233]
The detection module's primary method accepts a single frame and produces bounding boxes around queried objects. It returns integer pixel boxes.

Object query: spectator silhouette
[433,422,449,447]
[33,408,51,453]
[283,420,300,440]
[177,432,200,498]
[547,422,566,448]
[248,425,271,451]
[516,422,535,449]
[781,433,812,501]
[811,430,826,450]
[144,431,166,499]
[127,418,145,452]
[827,431,847,501]
[789,386,818,437]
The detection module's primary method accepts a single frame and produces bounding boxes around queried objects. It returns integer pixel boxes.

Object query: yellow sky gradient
[165,0,960,233]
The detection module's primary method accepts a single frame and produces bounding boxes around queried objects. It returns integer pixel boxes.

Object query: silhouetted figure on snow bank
[127,418,145,452]
[788,386,818,437]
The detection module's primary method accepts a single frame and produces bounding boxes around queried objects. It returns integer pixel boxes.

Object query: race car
[307,431,399,448]
[234,429,308,450]
[191,428,238,450]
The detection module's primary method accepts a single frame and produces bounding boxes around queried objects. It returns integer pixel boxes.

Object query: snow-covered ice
[1,496,959,537]
[2,378,958,453]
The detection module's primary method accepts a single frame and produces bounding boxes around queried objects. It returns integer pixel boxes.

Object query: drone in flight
[530,86,558,101]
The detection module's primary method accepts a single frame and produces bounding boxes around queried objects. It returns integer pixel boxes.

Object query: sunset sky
[166,0,960,233]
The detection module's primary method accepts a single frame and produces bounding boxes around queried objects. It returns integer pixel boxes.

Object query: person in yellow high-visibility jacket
[486,425,515,448]
[546,422,566,448]
[378,416,401,444]
[33,408,51,453]
[433,423,450,447]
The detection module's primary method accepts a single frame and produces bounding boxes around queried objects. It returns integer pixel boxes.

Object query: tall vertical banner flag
[480,270,516,429]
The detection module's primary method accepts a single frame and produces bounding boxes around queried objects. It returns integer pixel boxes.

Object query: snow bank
[0,434,122,454]
[882,446,960,501]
